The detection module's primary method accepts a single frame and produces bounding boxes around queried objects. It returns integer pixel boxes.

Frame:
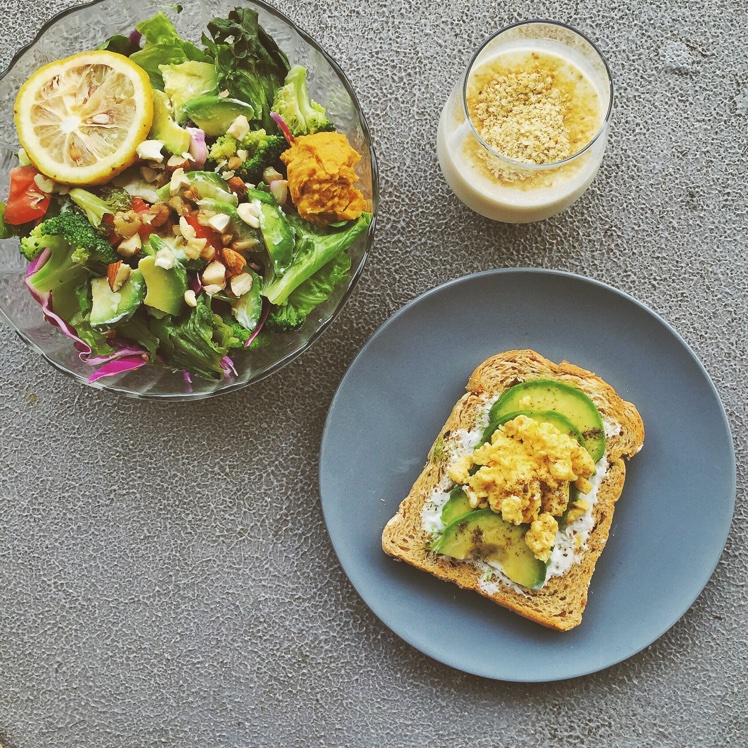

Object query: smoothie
[437,25,612,223]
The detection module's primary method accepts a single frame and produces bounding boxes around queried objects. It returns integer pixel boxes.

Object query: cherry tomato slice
[4,166,51,225]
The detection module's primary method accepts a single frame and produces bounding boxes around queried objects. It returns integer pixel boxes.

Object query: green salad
[2,7,372,382]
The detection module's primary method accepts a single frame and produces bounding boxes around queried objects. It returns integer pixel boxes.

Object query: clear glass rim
[0,0,380,400]
[460,19,614,171]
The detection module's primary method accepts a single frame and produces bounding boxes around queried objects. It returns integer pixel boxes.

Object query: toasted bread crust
[381,350,644,631]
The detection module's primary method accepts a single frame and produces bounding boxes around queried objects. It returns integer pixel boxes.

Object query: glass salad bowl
[0,0,378,399]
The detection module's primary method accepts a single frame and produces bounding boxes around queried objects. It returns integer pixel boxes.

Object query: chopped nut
[110,262,131,291]
[107,261,122,291]
[155,248,176,270]
[200,244,217,261]
[263,166,283,183]
[179,216,197,241]
[222,248,247,276]
[230,272,253,297]
[166,154,191,171]
[226,115,250,140]
[182,241,203,260]
[221,170,236,180]
[231,238,259,252]
[117,233,142,257]
[33,173,55,193]
[207,213,231,233]
[202,260,226,286]
[196,212,213,227]
[169,168,190,195]
[220,233,234,247]
[167,196,190,216]
[140,165,159,183]
[203,283,225,295]
[226,176,247,196]
[236,149,249,161]
[113,210,142,238]
[136,140,165,163]
[236,202,260,228]
[149,203,171,227]
[218,89,230,98]
[228,156,243,171]
[184,289,197,307]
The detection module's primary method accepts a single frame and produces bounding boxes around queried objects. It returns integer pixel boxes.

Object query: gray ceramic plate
[319,268,736,682]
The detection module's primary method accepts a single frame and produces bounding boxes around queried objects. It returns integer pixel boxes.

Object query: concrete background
[0,0,745,746]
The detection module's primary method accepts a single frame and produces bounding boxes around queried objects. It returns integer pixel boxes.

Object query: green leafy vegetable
[202,8,289,129]
[267,251,351,331]
[148,294,231,380]
[130,12,212,90]
[98,34,141,57]
[262,213,371,306]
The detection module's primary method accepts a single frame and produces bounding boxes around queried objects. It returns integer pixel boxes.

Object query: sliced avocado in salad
[161,61,218,123]
[90,270,146,330]
[432,509,547,589]
[158,171,238,205]
[491,380,606,461]
[247,189,295,274]
[231,270,263,332]
[149,90,192,156]
[139,255,188,316]
[182,95,255,136]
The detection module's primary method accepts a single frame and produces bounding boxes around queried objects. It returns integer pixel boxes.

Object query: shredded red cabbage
[88,355,148,383]
[220,355,237,377]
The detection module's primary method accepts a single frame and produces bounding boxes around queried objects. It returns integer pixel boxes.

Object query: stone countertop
[0,1,745,746]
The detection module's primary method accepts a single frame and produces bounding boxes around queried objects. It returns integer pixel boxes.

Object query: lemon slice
[14,50,154,185]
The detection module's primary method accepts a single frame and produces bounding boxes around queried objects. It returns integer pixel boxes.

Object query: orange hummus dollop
[280,132,367,225]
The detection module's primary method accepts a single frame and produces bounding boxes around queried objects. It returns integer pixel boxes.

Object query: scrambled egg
[447,414,596,561]
[525,513,559,562]
[280,132,367,225]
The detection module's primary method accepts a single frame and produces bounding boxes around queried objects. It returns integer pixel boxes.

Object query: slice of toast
[381,349,644,631]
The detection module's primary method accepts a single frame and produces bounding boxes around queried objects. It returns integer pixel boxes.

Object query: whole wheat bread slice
[381,349,644,631]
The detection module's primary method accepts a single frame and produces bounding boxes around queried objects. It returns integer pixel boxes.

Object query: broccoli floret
[19,225,56,261]
[272,65,334,136]
[266,303,304,332]
[221,315,254,348]
[247,329,270,350]
[31,212,118,265]
[209,134,239,162]
[237,132,287,184]
[208,130,286,184]
[69,186,132,230]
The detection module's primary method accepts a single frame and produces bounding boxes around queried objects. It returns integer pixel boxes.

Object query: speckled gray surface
[0,0,746,746]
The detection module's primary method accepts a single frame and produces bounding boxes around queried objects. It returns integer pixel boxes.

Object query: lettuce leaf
[267,252,351,331]
[202,8,289,129]
[130,12,212,90]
